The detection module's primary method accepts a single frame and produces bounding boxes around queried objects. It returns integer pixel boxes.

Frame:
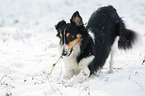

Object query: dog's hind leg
[108,49,115,74]
[108,37,118,74]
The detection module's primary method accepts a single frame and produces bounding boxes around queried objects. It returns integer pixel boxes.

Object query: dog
[55,5,137,86]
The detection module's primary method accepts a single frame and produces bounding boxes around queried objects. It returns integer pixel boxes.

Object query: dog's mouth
[67,48,73,56]
[61,48,73,57]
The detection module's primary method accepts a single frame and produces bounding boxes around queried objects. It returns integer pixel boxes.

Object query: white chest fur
[63,44,81,77]
[63,55,80,74]
[60,40,95,85]
[63,54,95,85]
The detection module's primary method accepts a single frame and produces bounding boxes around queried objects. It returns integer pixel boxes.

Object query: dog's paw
[64,82,73,87]
[108,69,113,74]
[57,79,64,84]
[62,73,73,80]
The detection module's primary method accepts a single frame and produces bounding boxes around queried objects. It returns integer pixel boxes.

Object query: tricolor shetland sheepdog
[55,5,137,86]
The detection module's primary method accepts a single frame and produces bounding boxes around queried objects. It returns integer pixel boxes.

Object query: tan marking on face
[66,33,70,37]
[67,34,82,51]
[60,33,62,37]
[76,34,82,38]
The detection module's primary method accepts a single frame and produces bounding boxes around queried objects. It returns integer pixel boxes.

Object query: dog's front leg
[58,70,74,84]
[62,70,75,79]
[65,67,90,87]
[65,55,94,87]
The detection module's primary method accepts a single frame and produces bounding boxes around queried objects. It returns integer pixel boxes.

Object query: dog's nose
[62,50,67,56]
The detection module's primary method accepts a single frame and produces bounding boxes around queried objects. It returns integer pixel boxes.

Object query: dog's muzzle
[61,46,73,57]
[62,49,68,56]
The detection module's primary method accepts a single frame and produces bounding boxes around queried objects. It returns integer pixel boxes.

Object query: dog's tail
[117,20,137,50]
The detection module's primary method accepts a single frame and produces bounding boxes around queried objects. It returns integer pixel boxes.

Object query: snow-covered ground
[0,0,145,96]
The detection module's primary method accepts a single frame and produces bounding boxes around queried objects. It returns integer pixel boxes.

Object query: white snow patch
[0,0,145,96]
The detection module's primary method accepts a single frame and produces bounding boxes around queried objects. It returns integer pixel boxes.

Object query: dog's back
[87,5,137,75]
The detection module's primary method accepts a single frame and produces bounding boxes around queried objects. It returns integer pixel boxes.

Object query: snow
[0,0,145,96]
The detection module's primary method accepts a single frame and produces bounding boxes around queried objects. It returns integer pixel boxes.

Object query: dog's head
[55,11,87,57]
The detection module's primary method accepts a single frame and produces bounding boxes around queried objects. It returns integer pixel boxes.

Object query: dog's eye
[68,35,74,40]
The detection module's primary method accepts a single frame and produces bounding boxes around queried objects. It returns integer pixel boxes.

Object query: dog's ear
[55,20,66,32]
[55,20,66,37]
[70,11,83,26]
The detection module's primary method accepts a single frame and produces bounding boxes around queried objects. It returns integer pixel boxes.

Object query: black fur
[118,23,137,49]
[55,20,66,37]
[56,5,137,76]
[86,6,136,75]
